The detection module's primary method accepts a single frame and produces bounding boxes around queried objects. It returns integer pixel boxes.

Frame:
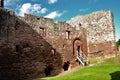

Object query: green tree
[116,39,120,48]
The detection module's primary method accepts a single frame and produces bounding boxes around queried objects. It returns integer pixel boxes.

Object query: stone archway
[73,38,83,57]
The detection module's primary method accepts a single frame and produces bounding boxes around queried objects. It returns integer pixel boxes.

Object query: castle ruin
[0,1,117,80]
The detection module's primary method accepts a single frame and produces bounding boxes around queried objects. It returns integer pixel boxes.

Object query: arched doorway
[44,65,53,76]
[73,38,83,57]
[63,61,70,71]
[73,38,88,66]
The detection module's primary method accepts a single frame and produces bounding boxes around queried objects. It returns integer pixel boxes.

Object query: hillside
[36,64,120,80]
[35,55,120,80]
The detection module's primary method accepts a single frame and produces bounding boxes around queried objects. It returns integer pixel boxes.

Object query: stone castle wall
[0,8,87,80]
[21,14,87,61]
[0,7,117,80]
[67,10,117,58]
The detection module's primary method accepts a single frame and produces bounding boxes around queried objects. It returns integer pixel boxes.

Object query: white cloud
[19,3,32,16]
[48,0,57,4]
[40,8,48,14]
[79,8,89,12]
[44,11,63,19]
[32,4,41,12]
[18,3,48,16]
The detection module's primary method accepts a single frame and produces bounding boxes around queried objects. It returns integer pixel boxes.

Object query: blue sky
[4,0,120,41]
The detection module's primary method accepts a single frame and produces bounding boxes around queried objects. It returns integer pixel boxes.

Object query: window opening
[37,17,40,20]
[51,49,56,55]
[44,66,53,76]
[63,61,70,71]
[16,45,20,52]
[66,31,71,39]
[39,28,44,36]
[77,46,80,53]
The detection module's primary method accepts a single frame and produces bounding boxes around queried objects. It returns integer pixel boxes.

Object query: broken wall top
[67,10,116,43]
[18,13,86,34]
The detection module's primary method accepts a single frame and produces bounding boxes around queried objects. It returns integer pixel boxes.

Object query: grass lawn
[88,56,116,65]
[35,55,120,80]
[35,64,120,80]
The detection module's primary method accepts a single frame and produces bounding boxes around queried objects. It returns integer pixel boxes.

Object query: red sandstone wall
[0,8,63,80]
[88,41,117,58]
[22,14,87,68]
[0,8,87,80]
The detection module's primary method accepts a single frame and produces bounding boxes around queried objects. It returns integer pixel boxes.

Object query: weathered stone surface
[0,7,117,80]
[0,8,87,80]
[67,10,117,57]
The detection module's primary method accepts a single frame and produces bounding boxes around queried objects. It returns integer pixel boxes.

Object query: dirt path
[57,66,83,76]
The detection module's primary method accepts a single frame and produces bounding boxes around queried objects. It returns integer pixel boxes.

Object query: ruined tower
[0,0,4,7]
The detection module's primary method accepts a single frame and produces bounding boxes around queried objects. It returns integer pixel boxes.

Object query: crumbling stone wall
[0,7,117,80]
[0,8,87,80]
[67,10,117,58]
[0,8,15,44]
[21,13,87,67]
[0,8,63,80]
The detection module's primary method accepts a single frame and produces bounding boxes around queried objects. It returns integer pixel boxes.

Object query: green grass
[88,56,116,65]
[115,54,120,64]
[35,64,120,80]
[102,57,115,64]
[35,55,120,80]
[88,58,100,64]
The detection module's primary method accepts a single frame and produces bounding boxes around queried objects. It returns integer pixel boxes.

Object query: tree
[116,39,120,49]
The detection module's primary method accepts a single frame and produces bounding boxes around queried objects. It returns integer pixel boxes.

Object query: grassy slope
[36,64,120,80]
[35,55,120,80]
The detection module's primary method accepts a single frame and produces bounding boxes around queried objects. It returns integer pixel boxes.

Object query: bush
[116,39,120,50]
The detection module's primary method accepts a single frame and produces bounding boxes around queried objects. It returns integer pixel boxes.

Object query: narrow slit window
[39,28,44,36]
[51,49,56,55]
[16,45,20,52]
[66,31,71,39]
